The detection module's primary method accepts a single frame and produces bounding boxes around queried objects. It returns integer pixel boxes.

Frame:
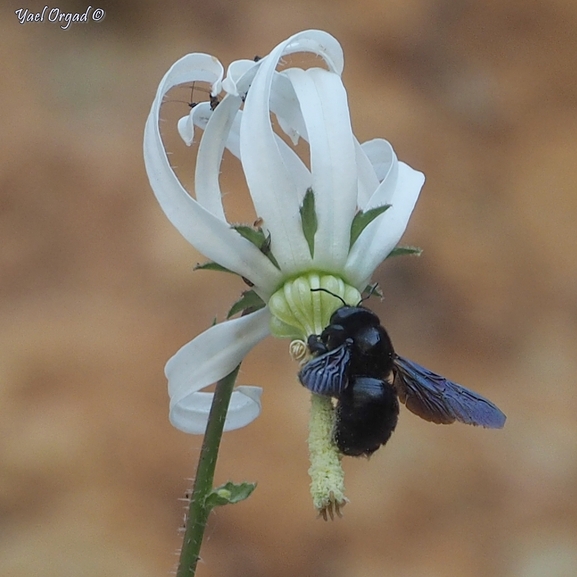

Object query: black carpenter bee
[299,290,506,457]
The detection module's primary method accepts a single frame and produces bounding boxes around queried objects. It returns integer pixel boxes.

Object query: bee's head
[328,305,380,333]
[310,288,381,333]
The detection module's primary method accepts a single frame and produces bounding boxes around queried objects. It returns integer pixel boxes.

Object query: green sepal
[349,204,391,248]
[300,187,318,258]
[205,481,257,510]
[232,225,267,247]
[386,245,423,259]
[226,290,266,319]
[232,225,280,269]
[194,261,235,274]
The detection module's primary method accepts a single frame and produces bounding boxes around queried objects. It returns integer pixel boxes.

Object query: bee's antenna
[357,283,380,305]
[188,81,198,109]
[310,288,347,307]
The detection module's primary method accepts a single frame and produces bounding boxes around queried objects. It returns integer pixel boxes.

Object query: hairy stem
[176,365,241,577]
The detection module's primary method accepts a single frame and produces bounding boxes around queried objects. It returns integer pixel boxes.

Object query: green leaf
[194,261,235,274]
[232,225,267,247]
[386,245,423,259]
[260,232,280,269]
[300,187,317,257]
[349,204,391,248]
[205,481,257,509]
[226,290,266,319]
[232,225,280,269]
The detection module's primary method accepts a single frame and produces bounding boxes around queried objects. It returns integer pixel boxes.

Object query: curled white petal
[362,141,399,210]
[282,30,344,74]
[143,53,282,296]
[355,139,380,208]
[222,59,259,96]
[177,102,212,146]
[240,44,313,273]
[195,94,243,219]
[344,162,425,287]
[170,385,263,435]
[167,308,271,434]
[238,30,347,274]
[271,72,308,143]
[361,138,397,183]
[283,67,357,271]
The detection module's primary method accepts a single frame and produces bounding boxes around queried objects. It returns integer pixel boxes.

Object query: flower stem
[176,365,241,577]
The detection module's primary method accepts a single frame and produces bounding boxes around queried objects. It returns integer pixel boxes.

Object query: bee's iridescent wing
[298,339,352,397]
[393,356,506,428]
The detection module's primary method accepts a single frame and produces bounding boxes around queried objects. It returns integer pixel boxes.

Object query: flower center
[268,272,361,339]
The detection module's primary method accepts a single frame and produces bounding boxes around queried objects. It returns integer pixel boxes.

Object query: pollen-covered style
[144,30,425,514]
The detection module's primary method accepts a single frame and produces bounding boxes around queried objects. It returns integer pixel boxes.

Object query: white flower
[143,30,425,436]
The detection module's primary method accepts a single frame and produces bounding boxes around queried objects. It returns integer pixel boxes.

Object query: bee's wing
[298,340,352,397]
[392,356,506,428]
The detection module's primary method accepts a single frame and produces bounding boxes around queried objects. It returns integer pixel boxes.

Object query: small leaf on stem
[205,481,257,509]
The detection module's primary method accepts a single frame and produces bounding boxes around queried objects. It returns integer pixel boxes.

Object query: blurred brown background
[2,0,577,576]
